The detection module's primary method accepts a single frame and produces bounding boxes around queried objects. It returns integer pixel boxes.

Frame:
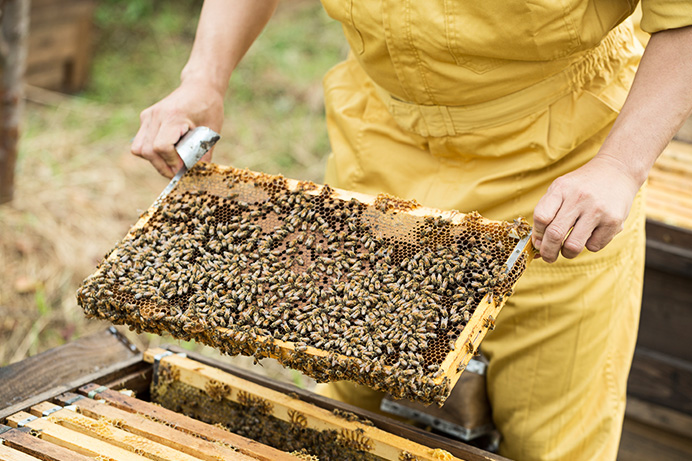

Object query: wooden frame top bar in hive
[78,163,534,404]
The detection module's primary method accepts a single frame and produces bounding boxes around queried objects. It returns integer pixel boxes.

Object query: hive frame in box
[0,332,511,461]
[145,348,464,460]
[79,163,535,404]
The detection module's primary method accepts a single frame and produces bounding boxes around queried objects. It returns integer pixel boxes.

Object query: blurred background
[0,0,346,386]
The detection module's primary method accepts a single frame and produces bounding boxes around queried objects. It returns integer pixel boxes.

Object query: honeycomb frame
[78,163,535,405]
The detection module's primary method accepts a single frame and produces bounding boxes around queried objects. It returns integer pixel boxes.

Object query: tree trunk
[0,0,29,204]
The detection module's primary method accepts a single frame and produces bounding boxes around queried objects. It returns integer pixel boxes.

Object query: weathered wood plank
[0,442,42,461]
[5,411,149,461]
[78,383,302,461]
[653,156,692,177]
[28,402,202,461]
[53,392,257,461]
[647,200,692,229]
[145,348,472,461]
[627,347,692,415]
[25,63,65,91]
[646,220,692,253]
[0,425,92,461]
[646,140,692,229]
[618,417,692,461]
[638,269,692,362]
[97,364,153,398]
[639,219,692,363]
[645,238,692,278]
[164,345,508,461]
[65,5,95,92]
[0,328,140,421]
[625,397,692,439]
[647,191,692,213]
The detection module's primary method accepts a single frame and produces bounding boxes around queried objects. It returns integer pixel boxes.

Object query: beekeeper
[131,1,692,459]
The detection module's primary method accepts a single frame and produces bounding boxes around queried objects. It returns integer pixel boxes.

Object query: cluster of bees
[153,372,382,460]
[78,163,530,404]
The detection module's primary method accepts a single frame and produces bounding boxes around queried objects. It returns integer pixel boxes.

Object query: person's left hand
[532,154,642,263]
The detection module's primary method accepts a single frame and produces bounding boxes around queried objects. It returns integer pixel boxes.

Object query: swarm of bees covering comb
[153,374,382,460]
[78,163,533,404]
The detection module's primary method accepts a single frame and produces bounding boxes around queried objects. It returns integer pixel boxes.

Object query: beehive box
[143,348,464,460]
[27,0,96,92]
[77,163,534,405]
[0,331,509,461]
[1,344,502,461]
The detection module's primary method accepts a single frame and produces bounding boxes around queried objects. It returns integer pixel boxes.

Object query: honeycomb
[153,374,382,461]
[78,163,533,404]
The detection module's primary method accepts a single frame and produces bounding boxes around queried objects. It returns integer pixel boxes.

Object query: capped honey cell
[77,163,533,404]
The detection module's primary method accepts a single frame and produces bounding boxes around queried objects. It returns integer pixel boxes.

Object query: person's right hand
[131,81,225,178]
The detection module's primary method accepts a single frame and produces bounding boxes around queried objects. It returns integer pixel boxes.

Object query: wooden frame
[0,424,94,461]
[80,164,535,404]
[145,348,467,461]
[66,386,297,461]
[0,332,508,461]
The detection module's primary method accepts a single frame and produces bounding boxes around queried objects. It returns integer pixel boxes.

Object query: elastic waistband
[372,22,639,137]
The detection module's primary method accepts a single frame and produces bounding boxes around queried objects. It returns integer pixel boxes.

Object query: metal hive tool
[77,162,535,405]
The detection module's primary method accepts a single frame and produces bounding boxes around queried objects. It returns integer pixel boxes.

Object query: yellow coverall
[316,0,692,459]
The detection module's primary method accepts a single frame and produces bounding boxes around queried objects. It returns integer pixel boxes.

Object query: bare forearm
[181,0,280,94]
[132,0,280,177]
[597,25,692,185]
[532,25,692,262]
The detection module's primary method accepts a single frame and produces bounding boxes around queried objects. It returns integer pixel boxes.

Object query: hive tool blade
[152,126,221,208]
[505,229,533,273]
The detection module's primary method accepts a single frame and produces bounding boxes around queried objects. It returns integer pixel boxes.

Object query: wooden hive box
[26,0,96,92]
[0,329,509,461]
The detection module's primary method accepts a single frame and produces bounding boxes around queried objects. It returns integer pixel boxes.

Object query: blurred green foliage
[94,0,200,30]
[83,0,346,177]
[86,1,201,105]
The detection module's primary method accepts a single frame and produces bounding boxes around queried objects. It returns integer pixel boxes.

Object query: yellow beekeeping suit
[316,1,692,459]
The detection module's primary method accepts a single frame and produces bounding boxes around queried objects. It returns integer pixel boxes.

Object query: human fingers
[153,122,190,173]
[561,215,598,259]
[131,108,176,178]
[136,117,176,178]
[537,203,579,263]
[143,146,176,178]
[532,188,564,251]
[585,219,623,253]
[131,109,152,158]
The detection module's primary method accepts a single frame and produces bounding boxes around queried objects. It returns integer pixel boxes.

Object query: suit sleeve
[640,0,692,34]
